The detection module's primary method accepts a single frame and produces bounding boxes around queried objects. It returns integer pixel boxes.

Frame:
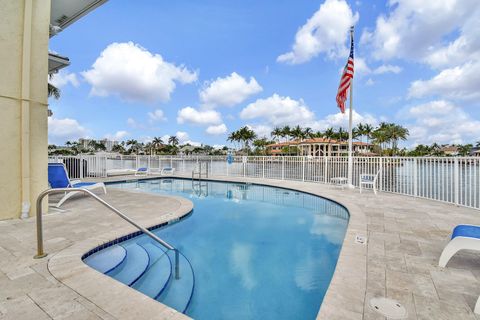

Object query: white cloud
[373,64,402,74]
[127,118,138,128]
[277,0,359,64]
[49,70,79,88]
[199,72,262,108]
[148,109,166,122]
[399,100,480,145]
[82,42,197,103]
[206,123,228,135]
[177,106,222,125]
[361,0,478,62]
[104,130,129,141]
[311,108,378,130]
[408,61,480,100]
[176,131,190,143]
[213,144,226,149]
[247,124,272,138]
[48,117,88,144]
[365,78,375,86]
[240,94,315,126]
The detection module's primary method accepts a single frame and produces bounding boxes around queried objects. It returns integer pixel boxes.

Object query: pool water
[86,178,348,320]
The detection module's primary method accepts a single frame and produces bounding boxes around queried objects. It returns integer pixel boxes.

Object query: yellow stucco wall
[0,0,50,219]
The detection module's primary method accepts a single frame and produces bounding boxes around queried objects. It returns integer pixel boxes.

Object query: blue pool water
[84,178,349,319]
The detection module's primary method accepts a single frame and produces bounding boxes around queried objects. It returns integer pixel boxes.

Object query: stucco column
[0,0,51,219]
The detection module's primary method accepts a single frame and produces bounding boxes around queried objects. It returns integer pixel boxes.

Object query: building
[267,138,373,156]
[440,145,459,156]
[1,0,108,220]
[470,147,480,157]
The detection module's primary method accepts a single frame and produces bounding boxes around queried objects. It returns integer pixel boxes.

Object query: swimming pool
[84,178,349,319]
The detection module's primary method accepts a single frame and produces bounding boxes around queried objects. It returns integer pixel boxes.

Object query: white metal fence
[49,155,480,210]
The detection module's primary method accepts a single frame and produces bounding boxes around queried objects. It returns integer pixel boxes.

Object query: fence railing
[48,155,480,210]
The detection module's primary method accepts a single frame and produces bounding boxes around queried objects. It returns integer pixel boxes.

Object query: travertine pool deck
[1,174,480,319]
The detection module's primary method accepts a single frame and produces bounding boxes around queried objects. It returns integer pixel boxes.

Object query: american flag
[336,27,354,114]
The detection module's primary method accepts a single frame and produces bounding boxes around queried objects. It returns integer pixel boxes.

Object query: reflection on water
[109,178,349,320]
[120,178,349,221]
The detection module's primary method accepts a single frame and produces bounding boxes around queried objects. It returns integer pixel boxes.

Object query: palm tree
[364,124,374,145]
[238,126,257,153]
[303,127,313,139]
[323,128,335,142]
[291,125,303,141]
[126,139,139,154]
[112,144,126,154]
[168,136,179,146]
[281,126,291,142]
[227,130,241,150]
[271,127,283,142]
[253,138,270,155]
[458,144,473,156]
[388,124,409,153]
[48,74,60,99]
[151,137,164,155]
[476,141,480,147]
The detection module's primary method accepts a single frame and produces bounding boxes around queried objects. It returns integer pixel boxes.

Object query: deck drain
[369,297,407,319]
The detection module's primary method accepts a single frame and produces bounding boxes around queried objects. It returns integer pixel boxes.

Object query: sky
[48,0,480,148]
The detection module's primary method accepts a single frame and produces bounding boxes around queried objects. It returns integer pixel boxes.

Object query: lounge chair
[439,225,480,267]
[161,167,175,176]
[359,170,381,194]
[48,163,106,207]
[135,167,149,176]
[438,224,480,314]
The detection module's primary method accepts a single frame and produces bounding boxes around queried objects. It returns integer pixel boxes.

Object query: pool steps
[83,245,126,274]
[131,242,172,298]
[85,241,195,314]
[107,243,150,286]
[157,250,195,313]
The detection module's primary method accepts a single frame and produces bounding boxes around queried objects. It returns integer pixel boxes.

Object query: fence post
[302,157,305,181]
[148,156,151,172]
[262,157,265,179]
[454,157,459,205]
[379,157,383,191]
[79,155,84,179]
[324,157,328,184]
[243,157,246,177]
[104,154,107,178]
[413,158,418,197]
[282,157,285,180]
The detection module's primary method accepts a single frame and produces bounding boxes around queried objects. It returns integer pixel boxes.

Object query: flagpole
[347,26,354,188]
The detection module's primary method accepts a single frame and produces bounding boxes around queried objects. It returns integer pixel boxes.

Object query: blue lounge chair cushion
[72,182,98,188]
[163,167,173,170]
[451,225,480,240]
[137,168,148,172]
[48,163,70,188]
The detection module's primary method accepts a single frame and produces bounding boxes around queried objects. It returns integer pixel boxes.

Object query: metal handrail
[34,188,180,278]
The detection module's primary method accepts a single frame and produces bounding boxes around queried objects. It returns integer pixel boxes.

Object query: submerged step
[132,242,172,299]
[83,245,126,274]
[107,243,149,286]
[156,250,195,314]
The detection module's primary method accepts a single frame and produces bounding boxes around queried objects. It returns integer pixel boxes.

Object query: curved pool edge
[47,190,195,320]
[158,175,367,319]
[49,176,367,320]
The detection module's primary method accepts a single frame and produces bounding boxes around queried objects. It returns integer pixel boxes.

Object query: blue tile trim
[81,209,193,260]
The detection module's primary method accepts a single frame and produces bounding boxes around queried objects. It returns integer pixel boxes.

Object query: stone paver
[0,174,479,319]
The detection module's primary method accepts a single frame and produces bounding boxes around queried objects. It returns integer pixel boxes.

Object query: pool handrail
[33,187,180,278]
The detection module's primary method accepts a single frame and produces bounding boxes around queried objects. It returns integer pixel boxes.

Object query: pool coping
[47,192,194,320]
[78,175,367,319]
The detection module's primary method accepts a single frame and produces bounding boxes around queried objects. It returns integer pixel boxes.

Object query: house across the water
[267,138,373,156]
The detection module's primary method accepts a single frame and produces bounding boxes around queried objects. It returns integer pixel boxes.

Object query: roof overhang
[50,0,108,35]
[48,52,70,73]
